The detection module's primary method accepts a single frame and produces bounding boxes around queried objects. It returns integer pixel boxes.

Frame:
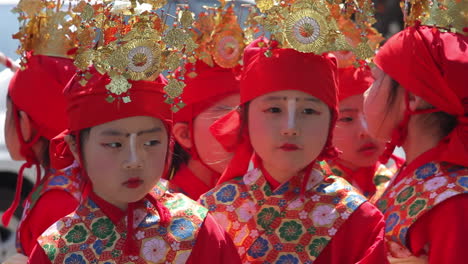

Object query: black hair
[170,141,191,174]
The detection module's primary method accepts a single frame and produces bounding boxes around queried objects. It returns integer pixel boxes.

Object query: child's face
[81,116,168,209]
[333,94,384,168]
[4,99,22,160]
[193,93,240,173]
[248,90,330,179]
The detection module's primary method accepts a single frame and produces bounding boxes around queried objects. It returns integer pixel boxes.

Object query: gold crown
[72,0,195,112]
[12,0,78,67]
[177,1,247,76]
[253,0,379,61]
[403,0,467,35]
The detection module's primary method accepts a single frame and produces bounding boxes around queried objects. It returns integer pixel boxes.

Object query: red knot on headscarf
[211,37,340,187]
[2,54,75,227]
[50,67,173,256]
[375,25,468,167]
[172,60,240,164]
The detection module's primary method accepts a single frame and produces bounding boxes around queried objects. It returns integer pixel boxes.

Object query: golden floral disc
[212,30,244,68]
[123,39,161,81]
[106,75,131,95]
[256,0,275,13]
[283,8,328,53]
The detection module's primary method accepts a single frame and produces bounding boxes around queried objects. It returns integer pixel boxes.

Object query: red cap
[337,65,373,101]
[213,37,340,185]
[8,54,75,140]
[173,60,240,124]
[64,67,171,132]
[375,25,468,166]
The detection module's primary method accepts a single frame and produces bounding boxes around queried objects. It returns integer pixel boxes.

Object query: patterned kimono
[16,163,83,256]
[31,179,241,264]
[327,161,394,200]
[378,160,468,263]
[200,161,387,264]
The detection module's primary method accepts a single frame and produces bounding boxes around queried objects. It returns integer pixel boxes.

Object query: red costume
[169,61,240,200]
[375,25,468,263]
[200,38,387,263]
[28,66,241,263]
[2,54,80,256]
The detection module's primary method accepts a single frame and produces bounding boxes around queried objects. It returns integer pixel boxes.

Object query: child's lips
[358,143,378,156]
[123,178,143,189]
[279,143,300,151]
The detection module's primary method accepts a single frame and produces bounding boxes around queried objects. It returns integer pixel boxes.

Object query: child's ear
[64,134,81,163]
[172,122,193,149]
[408,93,430,112]
[18,111,34,142]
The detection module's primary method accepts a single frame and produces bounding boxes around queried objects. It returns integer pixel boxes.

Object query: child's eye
[303,108,320,115]
[144,140,160,146]
[338,117,354,122]
[264,107,282,113]
[103,142,122,148]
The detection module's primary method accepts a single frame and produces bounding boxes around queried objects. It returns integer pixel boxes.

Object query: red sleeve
[315,201,388,264]
[20,190,78,256]
[408,194,468,264]
[28,243,52,264]
[186,213,241,264]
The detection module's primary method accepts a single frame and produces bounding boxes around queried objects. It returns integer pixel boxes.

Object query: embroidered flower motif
[404,178,413,185]
[247,237,269,259]
[232,221,240,230]
[91,218,114,239]
[429,192,437,199]
[328,227,337,236]
[415,163,437,180]
[133,209,147,228]
[142,238,168,263]
[257,207,280,229]
[435,190,459,204]
[64,218,73,228]
[279,221,303,241]
[42,244,56,260]
[276,254,299,264]
[389,191,396,198]
[274,243,284,251]
[424,177,447,191]
[135,230,145,240]
[238,246,246,255]
[171,241,180,251]
[311,204,339,227]
[237,200,256,222]
[49,175,69,186]
[234,225,249,245]
[458,176,468,188]
[447,183,456,188]
[341,211,350,220]
[408,199,427,217]
[92,240,104,255]
[226,205,236,212]
[65,225,88,244]
[385,212,400,233]
[65,253,86,264]
[299,210,308,219]
[170,218,195,240]
[396,186,414,204]
[244,169,261,184]
[308,237,329,257]
[212,212,230,229]
[311,194,320,202]
[216,185,237,203]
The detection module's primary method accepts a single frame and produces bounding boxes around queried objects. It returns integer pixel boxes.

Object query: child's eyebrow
[339,108,359,113]
[263,96,320,102]
[100,127,162,137]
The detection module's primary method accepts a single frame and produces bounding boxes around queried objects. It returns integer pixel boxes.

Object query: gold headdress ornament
[72,0,195,112]
[253,0,380,62]
[12,0,79,68]
[180,0,246,77]
[402,0,467,36]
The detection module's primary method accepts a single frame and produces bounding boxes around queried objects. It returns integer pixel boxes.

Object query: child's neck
[262,162,298,185]
[187,159,219,188]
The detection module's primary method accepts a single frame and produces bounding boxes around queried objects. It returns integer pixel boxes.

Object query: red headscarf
[172,60,240,161]
[212,37,340,185]
[375,25,468,166]
[50,67,173,255]
[337,65,373,102]
[2,54,76,227]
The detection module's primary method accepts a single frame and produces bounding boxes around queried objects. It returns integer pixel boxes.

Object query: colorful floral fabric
[16,164,83,254]
[199,161,367,263]
[377,162,468,258]
[37,180,208,263]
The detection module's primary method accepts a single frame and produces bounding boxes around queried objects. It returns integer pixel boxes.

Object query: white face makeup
[287,98,297,131]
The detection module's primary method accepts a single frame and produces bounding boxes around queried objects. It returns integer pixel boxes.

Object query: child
[364,5,468,263]
[2,0,81,258]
